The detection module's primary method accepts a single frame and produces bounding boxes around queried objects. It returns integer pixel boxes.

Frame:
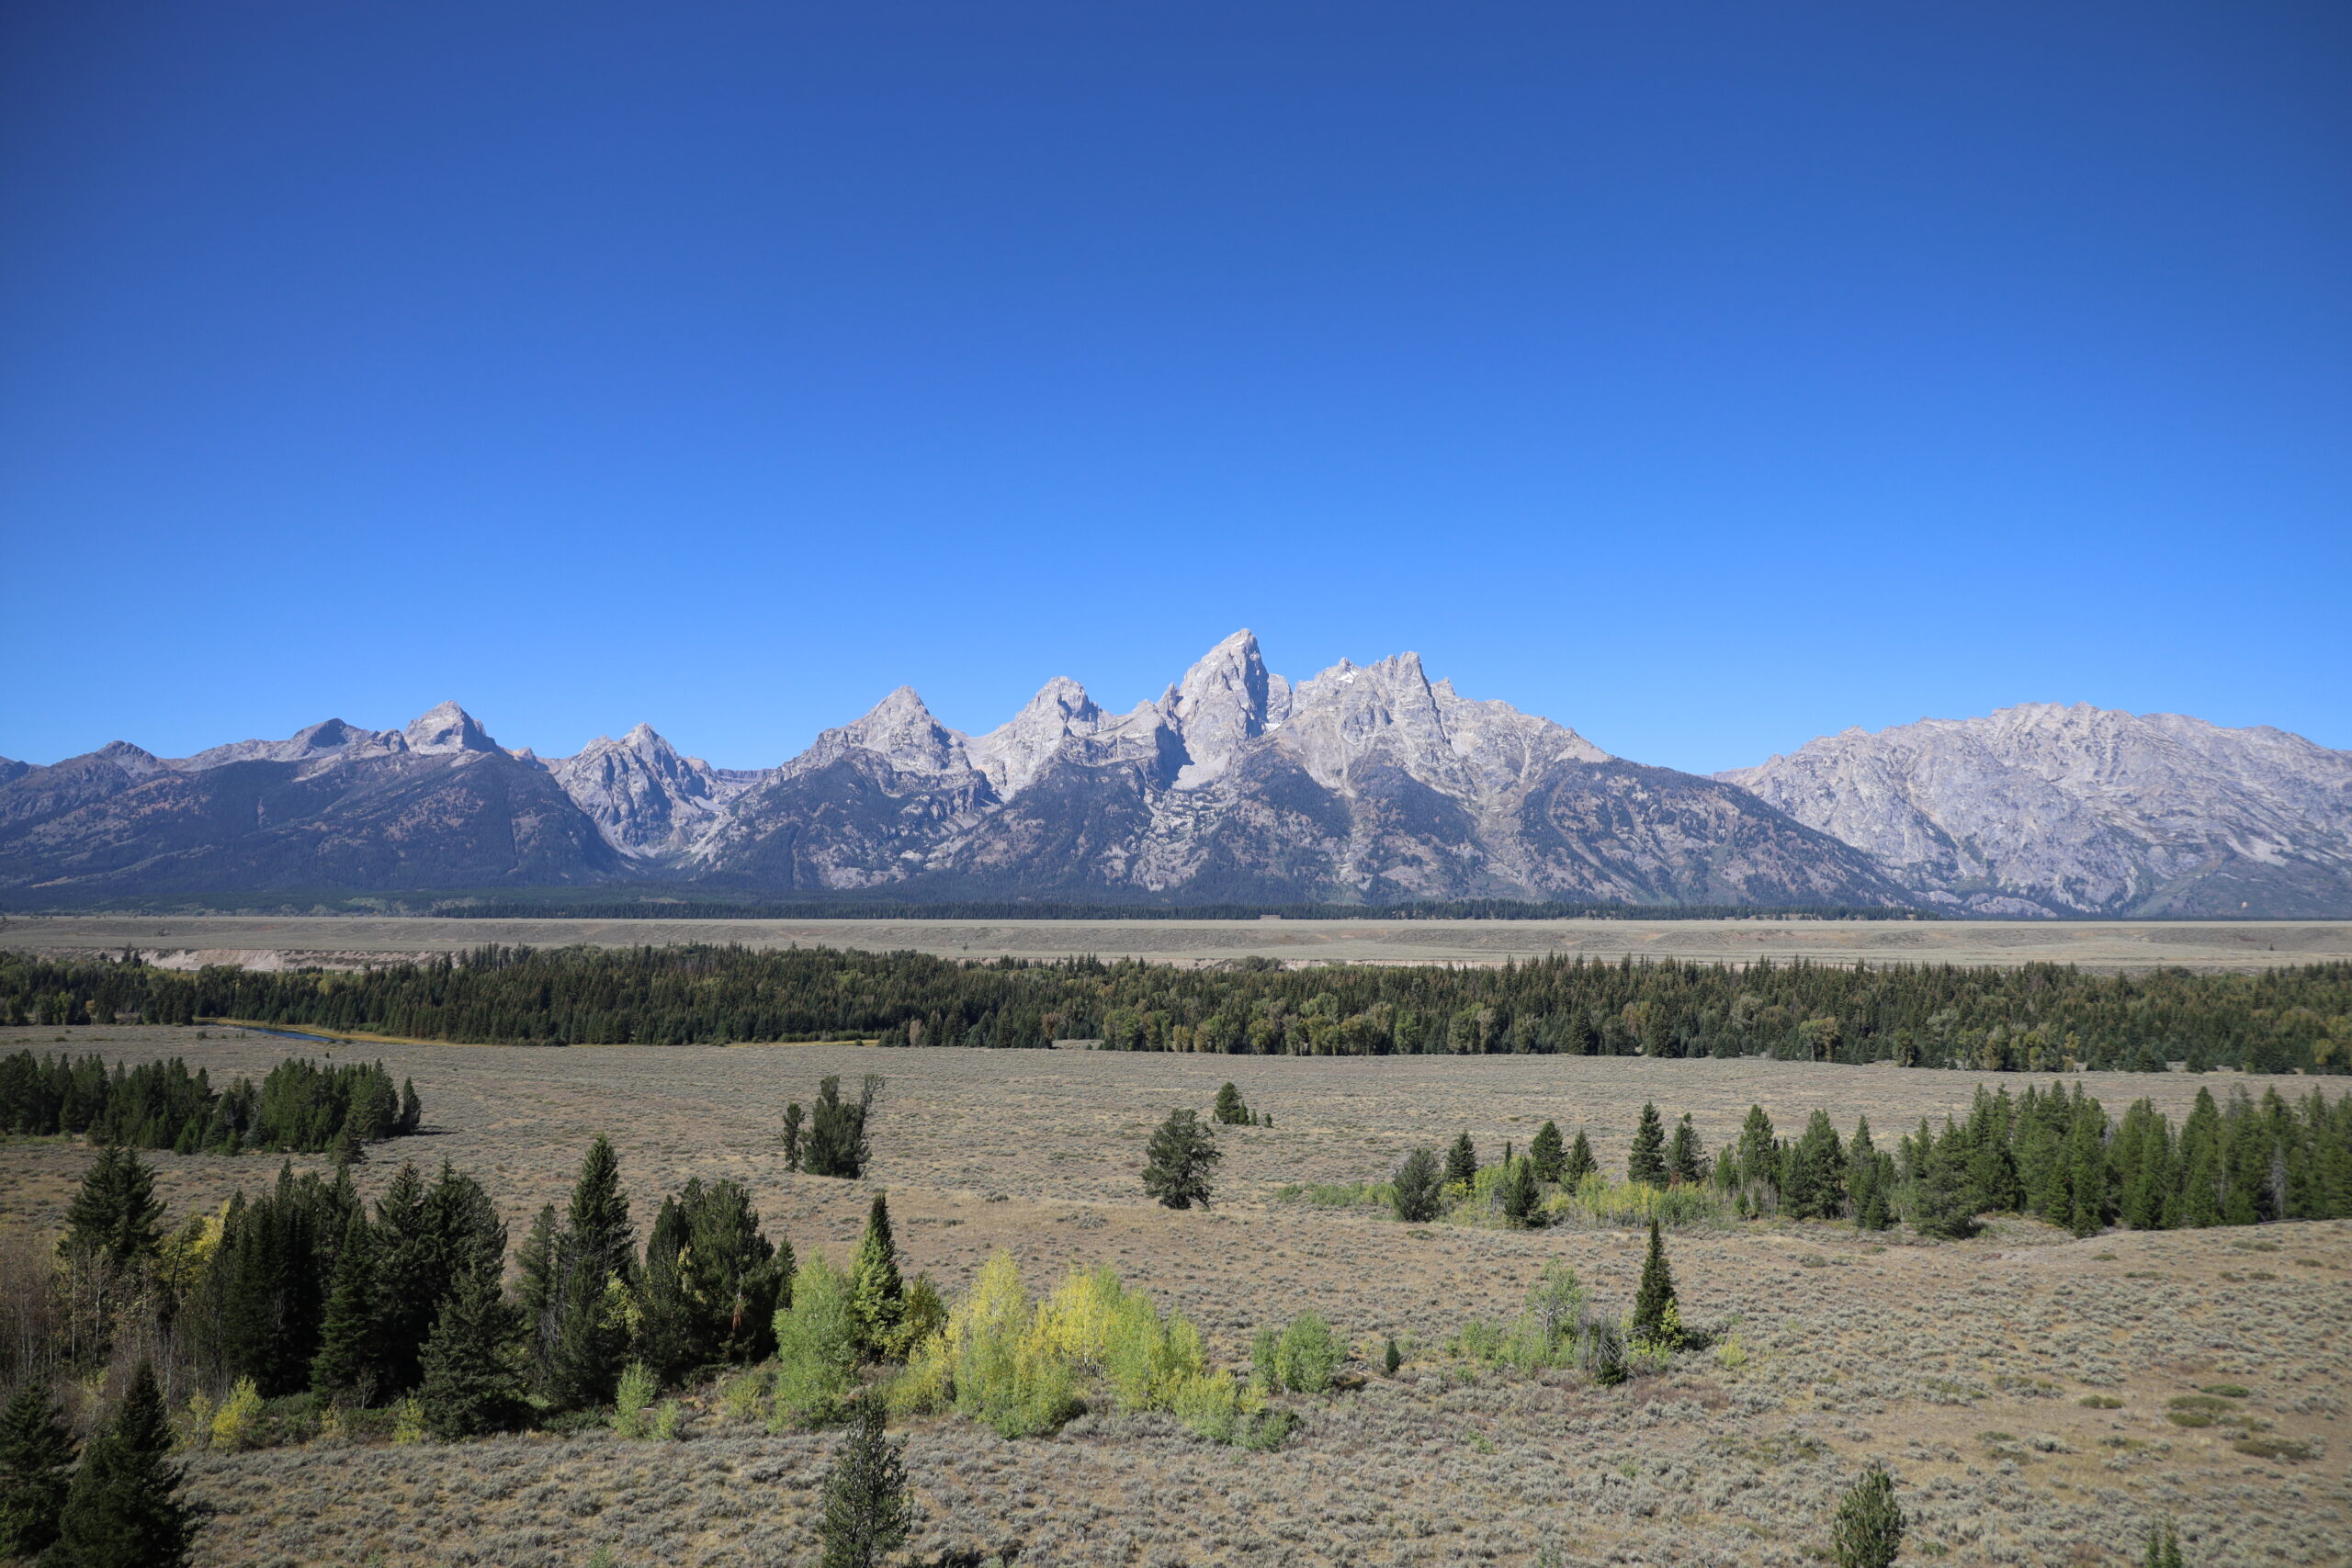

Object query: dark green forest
[0,1051,423,1155]
[3,944,2347,1072]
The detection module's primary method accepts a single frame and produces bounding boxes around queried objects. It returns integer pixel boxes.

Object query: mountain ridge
[5,637,2346,913]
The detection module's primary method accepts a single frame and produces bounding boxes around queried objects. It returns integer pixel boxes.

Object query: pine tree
[1909,1129,1981,1240]
[1830,1463,1905,1568]
[1628,1103,1668,1186]
[310,1213,379,1403]
[1141,1110,1221,1210]
[1564,1129,1598,1184]
[2144,1519,2184,1568]
[850,1193,906,1359]
[1212,1082,1250,1125]
[1444,1132,1479,1187]
[815,1395,911,1568]
[548,1135,635,1411]
[397,1078,422,1134]
[1668,1113,1705,1185]
[1528,1121,1565,1183]
[1391,1148,1444,1223]
[1848,1117,1892,1232]
[1630,1220,1680,1347]
[50,1361,189,1568]
[417,1266,525,1439]
[1785,1111,1849,1220]
[0,1377,76,1560]
[61,1145,163,1270]
[515,1202,561,1390]
[1736,1105,1781,1192]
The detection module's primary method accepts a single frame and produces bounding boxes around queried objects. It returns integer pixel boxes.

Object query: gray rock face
[548,723,761,858]
[1719,703,2352,916]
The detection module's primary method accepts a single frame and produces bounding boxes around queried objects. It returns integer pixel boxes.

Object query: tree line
[1375,1079,2352,1239]
[5,943,2347,1072]
[0,1051,422,1158]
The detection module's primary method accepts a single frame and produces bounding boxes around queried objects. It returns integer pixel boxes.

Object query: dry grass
[6,1026,2349,1567]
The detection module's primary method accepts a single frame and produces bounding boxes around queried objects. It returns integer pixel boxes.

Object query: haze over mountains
[4,632,2347,916]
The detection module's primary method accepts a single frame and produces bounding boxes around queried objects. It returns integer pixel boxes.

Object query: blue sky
[4,2,2346,773]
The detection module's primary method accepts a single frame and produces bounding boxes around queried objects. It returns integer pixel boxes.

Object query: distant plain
[8,913,2352,972]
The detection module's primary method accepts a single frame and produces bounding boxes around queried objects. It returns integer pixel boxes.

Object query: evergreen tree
[1909,1126,1981,1239]
[1848,1117,1893,1232]
[61,1145,163,1270]
[780,1102,804,1170]
[1668,1113,1705,1185]
[1444,1132,1479,1187]
[0,1377,76,1561]
[1141,1110,1220,1210]
[849,1193,906,1359]
[1629,1220,1680,1347]
[1736,1105,1781,1193]
[50,1361,188,1568]
[1500,1156,1543,1227]
[1212,1082,1250,1125]
[1564,1129,1598,1184]
[1528,1121,1565,1183]
[1784,1110,1849,1220]
[548,1135,635,1411]
[815,1395,911,1568]
[397,1078,422,1134]
[2144,1520,2184,1568]
[1390,1148,1444,1223]
[515,1202,561,1391]
[309,1213,379,1403]
[1830,1463,1905,1568]
[804,1075,880,1179]
[1628,1102,1668,1186]
[417,1266,524,1439]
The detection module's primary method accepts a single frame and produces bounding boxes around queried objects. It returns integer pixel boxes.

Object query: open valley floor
[2,1029,2346,1567]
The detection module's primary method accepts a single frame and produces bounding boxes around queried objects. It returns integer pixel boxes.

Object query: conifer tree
[1668,1113,1705,1185]
[850,1193,906,1358]
[1736,1104,1781,1192]
[310,1213,379,1403]
[2144,1519,2184,1568]
[1501,1156,1543,1227]
[1785,1110,1849,1220]
[1628,1102,1668,1186]
[417,1265,524,1439]
[1848,1117,1893,1232]
[0,1377,76,1561]
[62,1145,163,1270]
[1908,1127,1981,1239]
[1212,1082,1250,1125]
[1444,1132,1479,1187]
[815,1395,911,1568]
[1528,1121,1565,1183]
[1391,1148,1443,1223]
[548,1134,635,1410]
[1141,1110,1220,1210]
[50,1361,188,1568]
[1564,1129,1598,1184]
[1830,1463,1905,1568]
[515,1202,561,1389]
[1630,1220,1681,1347]
[397,1078,422,1134]
[781,1102,805,1170]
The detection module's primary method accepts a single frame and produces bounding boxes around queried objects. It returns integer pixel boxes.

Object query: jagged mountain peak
[1170,629,1277,789]
[404,702,499,756]
[802,686,969,777]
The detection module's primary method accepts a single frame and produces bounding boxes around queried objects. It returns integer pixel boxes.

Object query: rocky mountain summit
[1720,704,2352,917]
[5,637,2346,912]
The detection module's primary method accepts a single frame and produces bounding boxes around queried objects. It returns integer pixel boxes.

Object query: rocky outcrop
[1720,704,2352,916]
[548,724,761,858]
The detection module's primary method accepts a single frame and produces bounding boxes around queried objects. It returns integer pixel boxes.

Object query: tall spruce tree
[849,1193,906,1359]
[1444,1132,1479,1187]
[1629,1220,1681,1347]
[1736,1105,1782,1193]
[548,1135,635,1410]
[1564,1129,1598,1184]
[0,1378,76,1560]
[62,1146,163,1271]
[780,1102,805,1171]
[1668,1113,1706,1185]
[1528,1121,1565,1183]
[1848,1117,1893,1232]
[50,1361,188,1568]
[1500,1156,1543,1227]
[515,1202,561,1392]
[1212,1082,1250,1125]
[1830,1463,1905,1568]
[309,1213,379,1403]
[417,1265,525,1439]
[1785,1111,1849,1220]
[1142,1110,1221,1210]
[1628,1102,1668,1186]
[815,1395,911,1568]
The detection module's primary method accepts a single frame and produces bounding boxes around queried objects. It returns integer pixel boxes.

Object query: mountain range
[4,630,2346,916]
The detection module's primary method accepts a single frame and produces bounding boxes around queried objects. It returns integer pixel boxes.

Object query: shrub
[773,1257,860,1429]
[1239,1407,1300,1451]
[612,1361,658,1439]
[209,1377,264,1451]
[1273,1313,1341,1393]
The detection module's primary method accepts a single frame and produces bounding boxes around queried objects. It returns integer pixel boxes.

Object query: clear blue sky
[4,2,2346,773]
